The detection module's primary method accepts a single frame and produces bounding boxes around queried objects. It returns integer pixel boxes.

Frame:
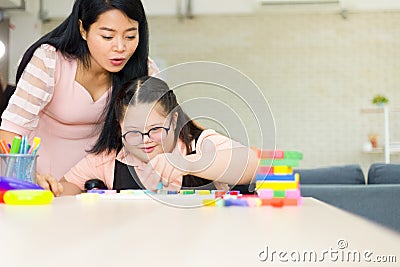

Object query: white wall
[8,0,400,92]
[41,0,74,19]
[37,0,400,19]
[7,0,41,83]
[342,0,400,11]
[0,19,10,82]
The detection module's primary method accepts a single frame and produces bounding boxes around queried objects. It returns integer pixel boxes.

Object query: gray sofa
[297,164,400,233]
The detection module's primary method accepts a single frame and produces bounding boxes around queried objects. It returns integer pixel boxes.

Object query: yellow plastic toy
[3,190,54,205]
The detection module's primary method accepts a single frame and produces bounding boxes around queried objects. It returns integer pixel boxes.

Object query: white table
[0,196,399,267]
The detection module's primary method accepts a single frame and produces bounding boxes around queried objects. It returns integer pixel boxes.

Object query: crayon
[0,139,10,154]
[28,137,41,154]
[9,136,21,154]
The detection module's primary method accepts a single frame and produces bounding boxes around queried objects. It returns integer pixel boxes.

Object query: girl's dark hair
[90,76,204,154]
[16,0,149,151]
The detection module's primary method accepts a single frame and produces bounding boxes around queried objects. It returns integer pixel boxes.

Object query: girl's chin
[138,151,158,162]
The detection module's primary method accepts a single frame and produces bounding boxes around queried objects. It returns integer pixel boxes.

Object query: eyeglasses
[122,120,172,146]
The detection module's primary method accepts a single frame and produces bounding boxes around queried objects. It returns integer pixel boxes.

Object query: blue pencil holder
[0,154,38,184]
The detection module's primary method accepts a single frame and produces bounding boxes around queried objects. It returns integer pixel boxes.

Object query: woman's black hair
[17,0,148,83]
[90,76,204,154]
[16,0,149,152]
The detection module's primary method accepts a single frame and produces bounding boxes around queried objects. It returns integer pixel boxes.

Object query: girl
[0,0,157,180]
[43,76,259,195]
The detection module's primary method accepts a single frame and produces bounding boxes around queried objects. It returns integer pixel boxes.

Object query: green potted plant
[372,94,389,106]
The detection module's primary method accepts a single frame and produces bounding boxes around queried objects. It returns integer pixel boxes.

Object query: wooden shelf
[361,107,384,113]
[362,147,384,154]
[362,147,400,154]
[361,106,400,113]
[361,106,396,163]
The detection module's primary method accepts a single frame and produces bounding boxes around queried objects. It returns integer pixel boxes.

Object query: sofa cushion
[301,184,400,232]
[368,163,400,184]
[295,164,365,184]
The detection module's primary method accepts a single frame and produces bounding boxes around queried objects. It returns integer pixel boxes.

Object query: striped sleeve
[1,44,56,134]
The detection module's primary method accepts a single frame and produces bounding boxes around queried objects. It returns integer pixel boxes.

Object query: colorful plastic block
[123,189,157,195]
[224,199,248,207]
[257,166,293,175]
[203,199,216,206]
[256,173,299,190]
[259,158,300,167]
[87,190,117,194]
[180,190,195,195]
[257,189,274,199]
[238,194,258,198]
[214,190,226,198]
[259,198,285,207]
[216,199,225,207]
[256,180,299,191]
[259,150,284,159]
[223,194,238,200]
[258,150,303,160]
[273,166,294,175]
[285,189,301,199]
[77,193,99,202]
[271,198,285,208]
[283,198,302,206]
[196,190,211,195]
[157,190,169,195]
[273,190,286,198]
[256,173,297,181]
[246,198,262,207]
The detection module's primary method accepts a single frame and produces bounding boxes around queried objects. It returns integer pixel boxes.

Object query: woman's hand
[141,153,188,191]
[36,173,64,197]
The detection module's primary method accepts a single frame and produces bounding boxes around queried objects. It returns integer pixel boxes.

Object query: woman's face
[81,9,139,73]
[122,102,177,163]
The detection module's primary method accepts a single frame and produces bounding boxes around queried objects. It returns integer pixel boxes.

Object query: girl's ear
[172,112,179,130]
[79,20,87,40]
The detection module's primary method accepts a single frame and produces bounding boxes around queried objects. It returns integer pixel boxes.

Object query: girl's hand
[36,173,64,197]
[141,153,187,191]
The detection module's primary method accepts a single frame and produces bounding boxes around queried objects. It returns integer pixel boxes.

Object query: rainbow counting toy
[201,149,303,208]
[73,149,304,208]
[72,149,303,207]
[254,150,303,207]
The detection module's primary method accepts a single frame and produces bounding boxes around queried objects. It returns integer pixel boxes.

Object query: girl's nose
[142,134,152,143]
[113,37,126,52]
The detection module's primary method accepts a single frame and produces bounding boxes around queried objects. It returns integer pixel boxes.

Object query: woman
[41,76,259,196]
[0,0,157,180]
